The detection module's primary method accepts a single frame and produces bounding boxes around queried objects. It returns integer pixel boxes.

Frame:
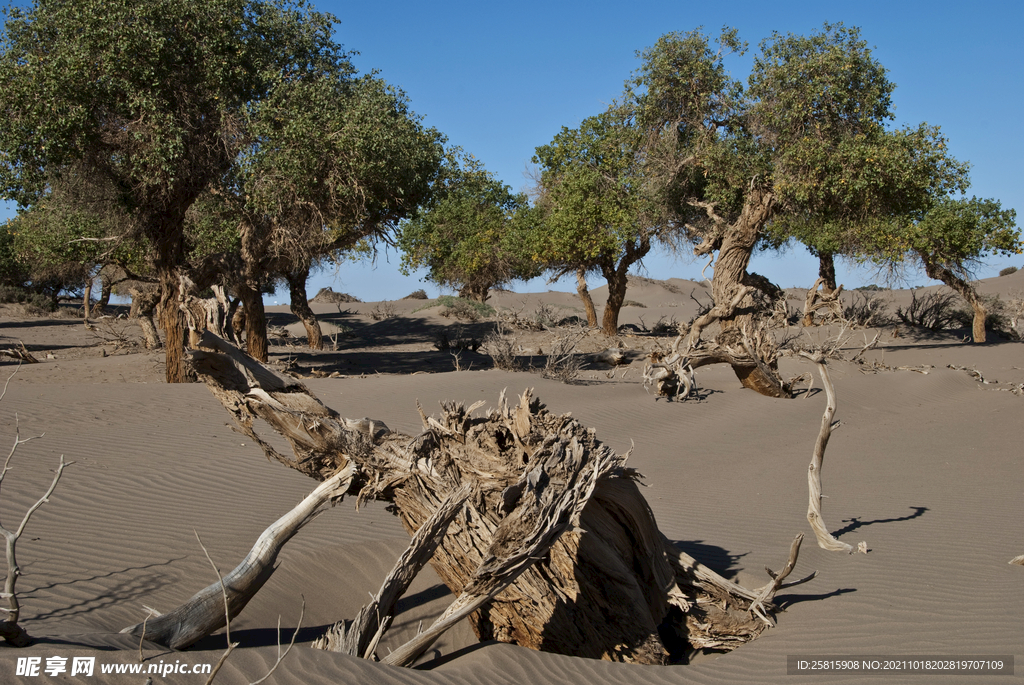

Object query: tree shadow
[189,583,455,650]
[832,506,928,537]
[774,586,857,611]
[667,539,749,580]
[23,558,186,623]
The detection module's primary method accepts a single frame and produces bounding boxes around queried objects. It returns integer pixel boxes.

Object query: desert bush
[310,287,361,304]
[854,284,884,291]
[0,285,56,312]
[843,292,891,327]
[542,325,588,383]
[999,266,1018,277]
[402,289,428,299]
[435,295,495,321]
[434,326,480,353]
[895,291,963,330]
[369,301,397,321]
[484,323,520,371]
[622,299,646,308]
[650,315,680,336]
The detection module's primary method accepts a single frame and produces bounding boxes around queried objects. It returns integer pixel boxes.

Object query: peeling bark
[185,332,812,664]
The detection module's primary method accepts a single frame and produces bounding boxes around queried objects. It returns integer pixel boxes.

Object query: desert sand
[0,273,1021,684]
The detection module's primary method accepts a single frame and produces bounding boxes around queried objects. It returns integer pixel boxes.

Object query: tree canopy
[531,106,668,334]
[398,154,538,303]
[0,0,446,373]
[0,0,353,380]
[622,23,980,394]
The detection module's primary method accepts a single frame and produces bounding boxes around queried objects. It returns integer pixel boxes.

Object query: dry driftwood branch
[1010,555,1024,566]
[0,342,39,364]
[799,352,863,554]
[0,370,70,646]
[802,278,845,327]
[183,333,815,665]
[313,483,472,657]
[121,463,354,649]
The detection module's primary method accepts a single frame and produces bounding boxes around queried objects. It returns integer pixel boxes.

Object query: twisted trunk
[576,268,598,327]
[918,253,987,343]
[286,266,323,350]
[705,189,788,397]
[184,333,812,664]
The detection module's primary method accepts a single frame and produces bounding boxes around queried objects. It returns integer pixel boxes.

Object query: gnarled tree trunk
[183,333,812,664]
[129,285,162,350]
[576,268,598,328]
[918,254,988,343]
[286,266,323,350]
[690,189,788,397]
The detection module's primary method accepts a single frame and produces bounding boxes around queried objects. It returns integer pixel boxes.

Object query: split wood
[129,331,816,665]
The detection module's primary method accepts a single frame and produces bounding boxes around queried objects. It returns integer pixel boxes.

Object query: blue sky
[4,1,1022,302]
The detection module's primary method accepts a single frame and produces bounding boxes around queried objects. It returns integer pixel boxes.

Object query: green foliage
[630,23,972,265]
[244,72,446,258]
[532,107,663,268]
[0,0,356,315]
[902,197,1020,276]
[417,295,495,321]
[398,154,537,301]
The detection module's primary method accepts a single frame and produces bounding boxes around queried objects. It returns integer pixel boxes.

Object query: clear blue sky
[4,1,1021,302]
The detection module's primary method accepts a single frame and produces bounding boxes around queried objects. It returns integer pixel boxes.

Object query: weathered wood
[187,333,812,664]
[0,343,39,364]
[800,352,861,553]
[121,464,354,649]
[802,278,845,327]
[313,483,471,657]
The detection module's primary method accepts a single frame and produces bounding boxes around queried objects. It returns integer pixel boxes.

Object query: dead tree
[122,464,354,649]
[799,351,865,554]
[169,332,814,665]
[802,278,845,327]
[0,369,70,646]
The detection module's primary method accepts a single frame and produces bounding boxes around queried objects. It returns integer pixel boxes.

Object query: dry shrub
[895,290,963,330]
[484,323,519,371]
[651,315,680,336]
[369,301,397,321]
[402,289,429,300]
[999,266,1018,277]
[434,326,480,353]
[843,292,891,328]
[542,325,588,383]
[310,287,360,304]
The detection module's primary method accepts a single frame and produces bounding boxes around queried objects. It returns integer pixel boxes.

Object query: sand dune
[0,277,1020,683]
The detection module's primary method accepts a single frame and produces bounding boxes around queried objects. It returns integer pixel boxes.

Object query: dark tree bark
[816,251,837,295]
[238,283,269,362]
[598,238,650,336]
[239,222,270,362]
[576,268,598,328]
[286,266,324,350]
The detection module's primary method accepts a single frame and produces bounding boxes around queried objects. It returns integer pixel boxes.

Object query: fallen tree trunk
[185,332,813,664]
